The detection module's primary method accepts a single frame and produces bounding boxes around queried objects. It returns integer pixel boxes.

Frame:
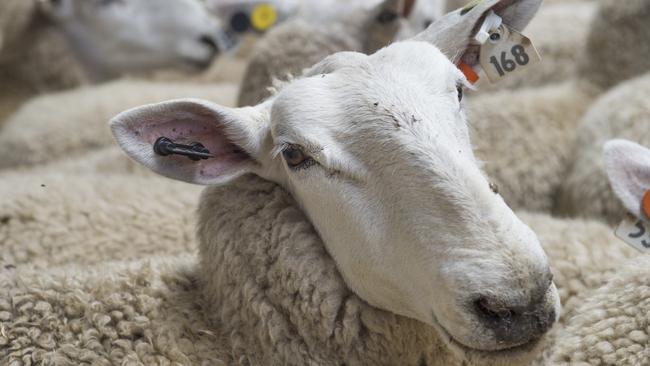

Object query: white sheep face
[111,0,559,363]
[38,0,221,79]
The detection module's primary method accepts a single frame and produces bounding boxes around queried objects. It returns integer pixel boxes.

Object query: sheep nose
[198,35,220,56]
[472,284,556,347]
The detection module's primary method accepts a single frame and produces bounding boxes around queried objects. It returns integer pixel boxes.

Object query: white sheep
[0,170,200,270]
[0,80,238,170]
[467,0,650,213]
[535,139,650,365]
[555,73,650,224]
[0,0,223,123]
[110,1,563,364]
[237,0,431,107]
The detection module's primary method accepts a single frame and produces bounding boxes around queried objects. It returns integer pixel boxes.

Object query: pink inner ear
[131,110,251,179]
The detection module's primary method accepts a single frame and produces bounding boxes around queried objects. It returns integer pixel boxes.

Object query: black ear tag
[153,137,214,161]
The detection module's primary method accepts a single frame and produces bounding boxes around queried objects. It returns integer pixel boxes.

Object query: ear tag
[615,190,650,254]
[478,23,541,83]
[251,4,277,31]
[615,213,650,253]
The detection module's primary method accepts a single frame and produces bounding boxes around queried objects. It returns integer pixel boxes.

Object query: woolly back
[579,0,650,90]
[196,175,457,366]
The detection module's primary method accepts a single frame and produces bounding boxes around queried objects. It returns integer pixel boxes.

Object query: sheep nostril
[474,297,515,321]
[198,35,219,54]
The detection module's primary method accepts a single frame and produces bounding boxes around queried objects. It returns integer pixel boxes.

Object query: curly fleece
[0,256,232,365]
[0,173,645,365]
[537,257,650,365]
[0,172,201,270]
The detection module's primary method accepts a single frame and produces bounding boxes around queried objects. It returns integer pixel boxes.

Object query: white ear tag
[478,24,541,83]
[615,213,650,253]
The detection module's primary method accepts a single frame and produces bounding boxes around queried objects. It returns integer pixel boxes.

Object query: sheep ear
[603,139,650,218]
[413,0,542,64]
[110,98,270,185]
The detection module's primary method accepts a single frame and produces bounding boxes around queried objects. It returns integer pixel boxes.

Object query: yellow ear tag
[251,4,277,32]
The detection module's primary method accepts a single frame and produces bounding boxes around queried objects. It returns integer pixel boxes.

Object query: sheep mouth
[429,311,543,362]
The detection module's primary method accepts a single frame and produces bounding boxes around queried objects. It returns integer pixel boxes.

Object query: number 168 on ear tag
[479,25,541,83]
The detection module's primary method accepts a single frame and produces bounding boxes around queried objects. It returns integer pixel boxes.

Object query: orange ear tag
[642,190,650,219]
[458,62,479,84]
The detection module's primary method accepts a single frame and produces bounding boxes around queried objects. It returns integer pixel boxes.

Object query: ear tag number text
[479,25,541,83]
[615,214,650,253]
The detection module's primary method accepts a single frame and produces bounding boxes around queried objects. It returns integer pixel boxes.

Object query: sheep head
[111,1,559,364]
[37,0,222,80]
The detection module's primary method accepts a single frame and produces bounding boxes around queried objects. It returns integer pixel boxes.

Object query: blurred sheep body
[0,80,238,170]
[556,74,650,224]
[237,0,416,107]
[0,171,201,270]
[468,0,650,213]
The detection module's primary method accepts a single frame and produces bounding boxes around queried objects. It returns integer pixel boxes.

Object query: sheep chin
[428,310,545,366]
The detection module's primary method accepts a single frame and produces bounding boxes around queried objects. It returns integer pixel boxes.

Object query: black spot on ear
[377,10,398,24]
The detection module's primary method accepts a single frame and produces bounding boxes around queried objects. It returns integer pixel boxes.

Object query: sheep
[236,0,425,107]
[109,1,566,364]
[534,139,650,365]
[555,74,650,224]
[0,171,201,270]
[466,0,650,213]
[0,80,238,170]
[0,0,223,123]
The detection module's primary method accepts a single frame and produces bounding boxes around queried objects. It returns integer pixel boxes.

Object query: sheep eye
[457,85,464,102]
[377,11,398,24]
[281,145,315,170]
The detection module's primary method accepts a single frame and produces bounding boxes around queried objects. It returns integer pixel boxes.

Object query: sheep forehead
[271,42,463,146]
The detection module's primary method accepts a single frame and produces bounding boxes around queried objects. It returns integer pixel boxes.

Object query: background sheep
[536,256,650,366]
[0,255,233,365]
[467,0,650,213]
[536,140,650,365]
[555,76,650,224]
[0,80,237,170]
[237,0,419,107]
[0,171,200,270]
[0,0,222,124]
